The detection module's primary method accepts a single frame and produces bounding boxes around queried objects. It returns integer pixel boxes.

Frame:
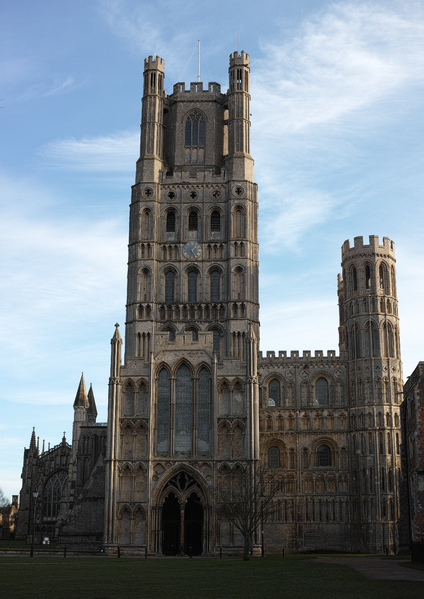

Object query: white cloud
[39,131,139,171]
[251,0,424,247]
[253,1,424,135]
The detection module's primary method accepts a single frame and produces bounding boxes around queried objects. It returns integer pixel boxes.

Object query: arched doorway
[162,493,180,555]
[184,492,203,556]
[159,471,207,556]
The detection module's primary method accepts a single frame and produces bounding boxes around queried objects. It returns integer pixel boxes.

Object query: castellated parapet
[341,235,395,261]
[229,50,250,66]
[144,55,165,72]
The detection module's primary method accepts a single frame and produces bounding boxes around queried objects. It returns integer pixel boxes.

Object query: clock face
[183,241,202,260]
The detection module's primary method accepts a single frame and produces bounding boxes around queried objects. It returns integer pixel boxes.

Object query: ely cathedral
[16,50,403,555]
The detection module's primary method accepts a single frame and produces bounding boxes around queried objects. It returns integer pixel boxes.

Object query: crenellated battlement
[171,81,222,97]
[229,50,249,67]
[341,235,395,260]
[258,350,338,361]
[144,55,165,71]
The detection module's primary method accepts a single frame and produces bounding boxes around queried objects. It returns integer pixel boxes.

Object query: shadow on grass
[0,555,423,599]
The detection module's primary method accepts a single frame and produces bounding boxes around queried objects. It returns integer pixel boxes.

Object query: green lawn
[0,555,422,599]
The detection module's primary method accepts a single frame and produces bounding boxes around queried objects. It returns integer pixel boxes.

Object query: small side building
[399,362,424,549]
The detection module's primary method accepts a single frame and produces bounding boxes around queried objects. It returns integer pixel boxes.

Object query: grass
[0,555,423,599]
[0,539,57,550]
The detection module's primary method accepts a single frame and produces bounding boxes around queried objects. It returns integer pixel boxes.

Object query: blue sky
[1,0,424,501]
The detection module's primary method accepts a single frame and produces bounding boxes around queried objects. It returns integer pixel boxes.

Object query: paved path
[315,557,424,582]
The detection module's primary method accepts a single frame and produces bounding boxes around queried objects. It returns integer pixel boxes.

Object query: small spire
[37,436,39,450]
[112,323,122,342]
[74,373,89,408]
[62,431,67,445]
[42,440,45,454]
[87,384,98,422]
[29,427,36,449]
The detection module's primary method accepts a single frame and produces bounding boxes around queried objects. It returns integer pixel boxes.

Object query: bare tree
[0,487,10,507]
[217,465,280,561]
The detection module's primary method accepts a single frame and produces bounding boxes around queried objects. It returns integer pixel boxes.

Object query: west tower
[104,51,260,555]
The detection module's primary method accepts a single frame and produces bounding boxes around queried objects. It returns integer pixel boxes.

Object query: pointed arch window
[268,379,281,407]
[315,378,329,405]
[352,267,358,292]
[365,265,371,290]
[188,271,198,303]
[165,271,175,303]
[188,211,198,231]
[175,364,193,453]
[212,329,221,359]
[379,265,384,290]
[157,369,170,453]
[166,211,176,233]
[211,210,221,232]
[185,111,206,147]
[198,368,210,452]
[43,470,68,519]
[140,268,150,302]
[268,446,280,469]
[210,270,221,302]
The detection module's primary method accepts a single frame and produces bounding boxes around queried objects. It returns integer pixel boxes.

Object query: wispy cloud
[38,131,139,171]
[0,175,127,363]
[252,0,424,248]
[18,76,83,102]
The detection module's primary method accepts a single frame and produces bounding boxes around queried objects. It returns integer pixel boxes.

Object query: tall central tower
[104,51,260,555]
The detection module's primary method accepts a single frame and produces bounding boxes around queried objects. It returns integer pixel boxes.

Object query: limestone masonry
[16,51,403,555]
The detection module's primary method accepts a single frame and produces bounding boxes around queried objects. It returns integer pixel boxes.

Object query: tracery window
[156,364,211,456]
[317,444,331,467]
[185,111,206,147]
[268,379,280,407]
[43,470,68,519]
[315,378,329,405]
[268,446,280,469]
[175,364,193,453]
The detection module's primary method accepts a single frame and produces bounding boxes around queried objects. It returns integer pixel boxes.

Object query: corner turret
[227,50,253,180]
[136,55,166,182]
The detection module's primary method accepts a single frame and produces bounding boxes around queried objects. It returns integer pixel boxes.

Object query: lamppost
[30,491,38,558]
[260,491,265,558]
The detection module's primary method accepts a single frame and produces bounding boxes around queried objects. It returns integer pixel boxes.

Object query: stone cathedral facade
[16,50,404,555]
